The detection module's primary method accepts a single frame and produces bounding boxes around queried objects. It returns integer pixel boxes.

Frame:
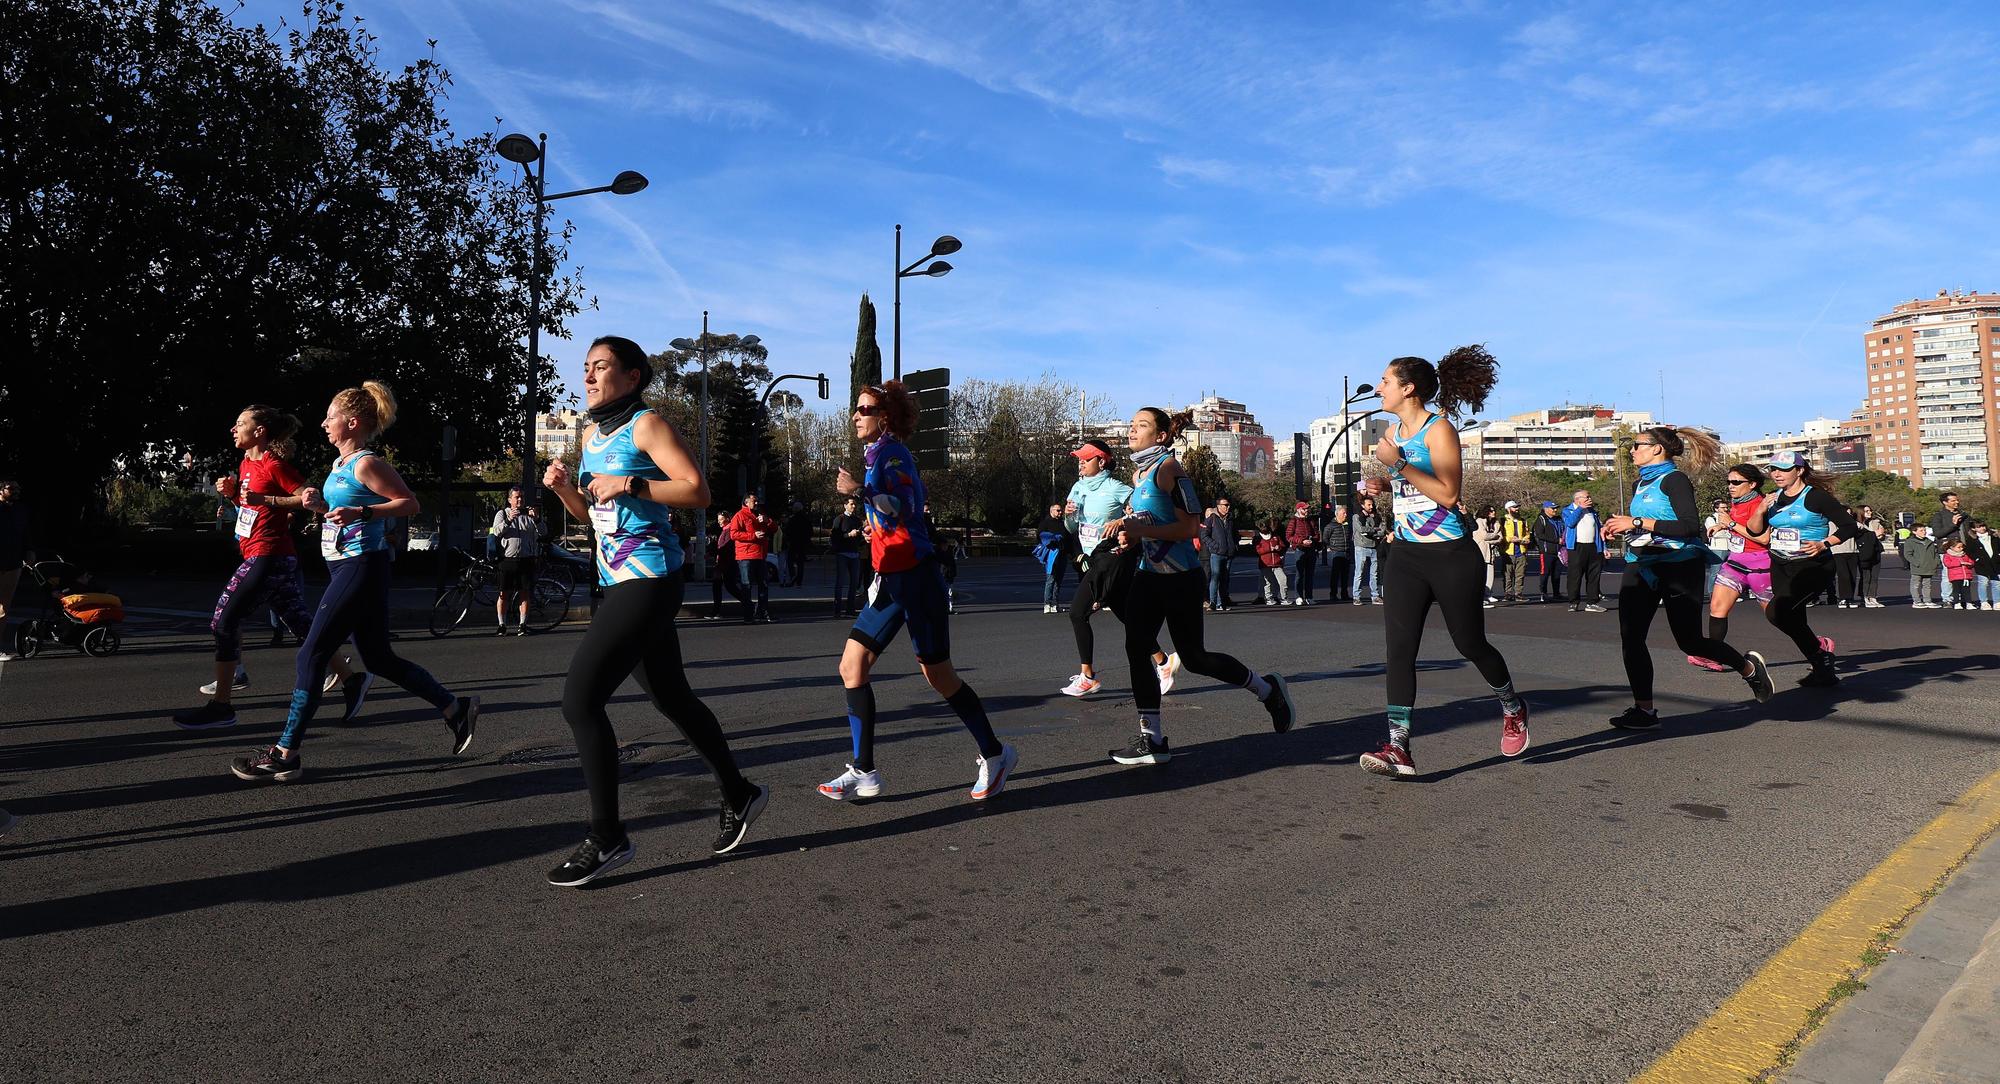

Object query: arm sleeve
[1810,488,1856,540]
[1649,473,1703,538]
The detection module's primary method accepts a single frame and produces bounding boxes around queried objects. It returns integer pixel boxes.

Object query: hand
[526,506,539,518]
[325,505,363,526]
[215,475,237,500]
[1063,501,1078,517]
[299,487,325,513]
[1374,434,1402,469]
[1759,492,1781,516]
[543,460,571,490]
[836,467,860,495]
[585,475,626,503]
[1603,515,1636,538]
[1100,516,1126,539]
[1798,539,1828,558]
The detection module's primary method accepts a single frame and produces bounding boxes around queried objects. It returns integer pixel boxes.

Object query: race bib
[866,574,883,606]
[320,520,342,559]
[1771,527,1804,557]
[1625,531,1657,549]
[589,501,619,534]
[234,504,258,539]
[1728,530,1746,553]
[1393,479,1436,517]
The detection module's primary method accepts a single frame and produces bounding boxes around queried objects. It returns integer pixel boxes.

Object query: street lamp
[746,372,831,503]
[494,131,648,497]
[1319,380,1379,511]
[670,316,759,579]
[893,225,959,381]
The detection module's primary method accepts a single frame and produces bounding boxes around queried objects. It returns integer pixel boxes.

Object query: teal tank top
[1623,465,1706,571]
[1392,414,1464,543]
[580,409,682,586]
[320,450,390,561]
[1129,453,1198,574]
[1766,484,1830,559]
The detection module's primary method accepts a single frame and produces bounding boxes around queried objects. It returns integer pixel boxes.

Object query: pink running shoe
[1686,655,1731,673]
[1501,700,1530,757]
[1359,743,1417,778]
[1817,635,1836,656]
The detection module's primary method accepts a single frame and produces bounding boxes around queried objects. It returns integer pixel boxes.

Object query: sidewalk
[1783,829,2000,1084]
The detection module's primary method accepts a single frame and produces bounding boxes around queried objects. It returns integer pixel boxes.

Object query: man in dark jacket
[1283,502,1320,605]
[1532,501,1564,602]
[1201,498,1239,611]
[1322,504,1353,602]
[1931,493,1968,549]
[780,501,813,587]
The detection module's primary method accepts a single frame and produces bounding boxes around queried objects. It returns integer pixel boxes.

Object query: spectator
[1323,504,1354,602]
[1931,492,1969,549]
[1035,503,1070,614]
[489,485,545,635]
[1533,501,1564,602]
[707,511,747,620]
[1856,520,1886,608]
[1942,539,1975,609]
[0,478,35,660]
[829,496,865,617]
[1902,524,1941,608]
[1351,495,1384,605]
[780,500,813,587]
[1201,498,1239,611]
[726,493,777,623]
[1499,499,1530,602]
[1562,490,1605,612]
[1969,520,2000,611]
[1253,515,1288,606]
[1473,504,1501,608]
[1282,502,1318,606]
[1829,515,1860,608]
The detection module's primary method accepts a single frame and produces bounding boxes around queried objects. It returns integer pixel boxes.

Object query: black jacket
[1200,513,1238,558]
[1931,508,1969,547]
[1080,536,1137,617]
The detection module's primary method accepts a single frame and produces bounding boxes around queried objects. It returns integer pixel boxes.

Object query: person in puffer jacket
[1254,516,1288,605]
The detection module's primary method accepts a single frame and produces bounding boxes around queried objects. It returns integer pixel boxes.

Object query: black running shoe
[445,695,479,755]
[339,672,374,724]
[1743,651,1774,703]
[493,625,509,637]
[1609,706,1662,730]
[1260,673,1295,734]
[1798,657,1840,687]
[1110,732,1172,766]
[173,700,238,731]
[513,626,529,637]
[713,783,769,855]
[547,836,635,887]
[230,746,302,783]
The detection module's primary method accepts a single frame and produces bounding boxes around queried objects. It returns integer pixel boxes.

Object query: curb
[1884,907,2000,1083]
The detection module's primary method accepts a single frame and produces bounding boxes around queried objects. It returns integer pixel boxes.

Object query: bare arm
[327,455,420,523]
[621,414,711,509]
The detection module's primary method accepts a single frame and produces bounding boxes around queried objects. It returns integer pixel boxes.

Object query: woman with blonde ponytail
[1601,426,1775,729]
[225,381,478,783]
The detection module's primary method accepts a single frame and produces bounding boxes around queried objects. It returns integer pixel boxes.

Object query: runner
[817,382,1018,802]
[1600,432,1775,728]
[1747,451,1857,686]
[1685,464,1836,673]
[226,382,476,783]
[1356,348,1528,779]
[1058,438,1178,699]
[173,407,359,731]
[542,337,766,886]
[1100,408,1293,767]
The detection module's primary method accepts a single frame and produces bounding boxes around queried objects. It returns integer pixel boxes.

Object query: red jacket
[1254,534,1287,568]
[1283,516,1318,551]
[726,508,776,560]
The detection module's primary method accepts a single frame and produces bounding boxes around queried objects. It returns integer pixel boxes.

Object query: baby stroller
[14,556,125,658]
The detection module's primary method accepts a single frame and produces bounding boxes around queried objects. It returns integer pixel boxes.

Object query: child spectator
[1942,539,1975,610]
[1253,516,1288,606]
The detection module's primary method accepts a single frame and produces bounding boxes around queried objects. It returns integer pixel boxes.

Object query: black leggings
[1123,569,1251,712]
[1384,537,1512,708]
[1769,557,1835,660]
[211,555,312,663]
[1619,558,1746,702]
[563,573,748,845]
[1071,570,1161,670]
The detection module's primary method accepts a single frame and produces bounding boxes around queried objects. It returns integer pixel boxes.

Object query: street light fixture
[671,317,759,579]
[1318,380,1380,513]
[893,225,960,381]
[493,131,647,497]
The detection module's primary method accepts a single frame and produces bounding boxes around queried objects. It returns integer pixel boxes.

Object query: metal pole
[1341,376,1353,512]
[893,224,903,381]
[521,133,547,498]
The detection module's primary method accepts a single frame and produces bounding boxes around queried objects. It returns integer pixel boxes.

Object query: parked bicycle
[429,547,571,636]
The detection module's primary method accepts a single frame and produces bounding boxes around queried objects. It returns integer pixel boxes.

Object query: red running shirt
[235,454,308,558]
[1728,498,1768,554]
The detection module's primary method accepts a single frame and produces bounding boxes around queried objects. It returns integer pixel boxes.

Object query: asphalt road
[4,560,1999,1083]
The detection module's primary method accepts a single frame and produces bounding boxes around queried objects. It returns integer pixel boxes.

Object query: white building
[1723,417,1850,468]
[1462,407,1655,474]
[1176,394,1277,476]
[534,409,589,460]
[1305,411,1394,483]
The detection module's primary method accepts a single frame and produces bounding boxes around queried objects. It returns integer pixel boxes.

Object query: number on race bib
[234,504,258,540]
[1728,530,1746,553]
[1394,480,1436,517]
[589,501,619,534]
[320,520,342,559]
[1771,527,1803,557]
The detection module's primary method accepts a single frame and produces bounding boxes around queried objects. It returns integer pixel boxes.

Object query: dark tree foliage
[646,332,771,511]
[0,0,583,530]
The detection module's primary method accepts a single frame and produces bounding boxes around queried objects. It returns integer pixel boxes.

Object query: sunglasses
[1727,479,1754,486]
[1632,441,1661,449]
[852,403,883,417]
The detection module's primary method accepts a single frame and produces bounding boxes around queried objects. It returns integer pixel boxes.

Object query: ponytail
[242,404,302,460]
[1389,345,1498,418]
[1137,406,1194,443]
[332,380,399,442]
[1643,425,1721,476]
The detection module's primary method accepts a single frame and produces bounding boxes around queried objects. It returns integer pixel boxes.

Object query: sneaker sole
[1358,754,1415,778]
[713,785,769,855]
[199,678,252,695]
[1111,750,1170,766]
[971,748,1017,801]
[175,714,238,731]
[1059,685,1099,698]
[1265,673,1296,734]
[548,843,635,887]
[1745,651,1774,703]
[816,782,882,801]
[230,762,301,782]
[341,673,375,725]
[450,696,479,755]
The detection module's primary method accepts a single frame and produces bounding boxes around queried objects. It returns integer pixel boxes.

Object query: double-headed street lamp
[1318,379,1379,511]
[495,132,648,496]
[893,225,960,381]
[670,317,759,579]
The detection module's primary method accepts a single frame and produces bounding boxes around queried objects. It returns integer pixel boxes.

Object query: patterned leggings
[212,556,312,663]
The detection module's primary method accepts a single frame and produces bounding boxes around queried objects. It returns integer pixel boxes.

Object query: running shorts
[848,557,951,664]
[1712,550,1772,604]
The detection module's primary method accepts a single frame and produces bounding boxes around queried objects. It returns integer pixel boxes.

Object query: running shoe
[1359,743,1416,778]
[493,625,510,637]
[713,783,769,854]
[1817,635,1836,656]
[1110,733,1171,766]
[199,668,251,695]
[230,746,302,783]
[817,764,882,801]
[1686,655,1731,673]
[1371,598,1384,606]
[173,700,237,730]
[339,672,374,724]
[1864,598,1884,608]
[1798,655,1840,688]
[1156,653,1181,695]
[1743,651,1774,703]
[444,696,479,755]
[1500,699,1530,757]
[1260,673,1295,734]
[1584,603,1607,613]
[970,744,1018,801]
[1609,706,1661,730]
[547,836,634,887]
[1060,673,1102,698]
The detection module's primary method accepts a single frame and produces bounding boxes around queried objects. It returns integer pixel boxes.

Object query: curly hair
[331,381,398,442]
[242,404,302,460]
[1641,425,1721,476]
[1389,344,1498,418]
[862,381,920,441]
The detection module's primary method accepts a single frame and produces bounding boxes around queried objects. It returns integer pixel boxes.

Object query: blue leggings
[280,550,452,750]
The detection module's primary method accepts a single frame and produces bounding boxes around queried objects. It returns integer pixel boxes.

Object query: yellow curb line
[1633,765,2000,1084]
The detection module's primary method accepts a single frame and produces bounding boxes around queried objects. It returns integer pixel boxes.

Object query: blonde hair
[333,380,398,442]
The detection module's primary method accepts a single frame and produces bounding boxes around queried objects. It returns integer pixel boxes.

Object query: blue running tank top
[1765,484,1830,560]
[580,409,683,586]
[320,450,391,561]
[1392,413,1465,543]
[1129,453,1199,574]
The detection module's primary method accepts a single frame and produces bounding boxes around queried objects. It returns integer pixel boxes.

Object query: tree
[1181,445,1227,520]
[1,0,584,532]
[648,331,768,498]
[848,293,882,465]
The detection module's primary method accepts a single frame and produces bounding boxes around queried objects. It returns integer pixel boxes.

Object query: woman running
[227,382,477,783]
[1059,438,1177,699]
[1747,451,1857,687]
[1600,430,1775,729]
[1686,465,1836,673]
[542,337,767,886]
[817,382,1018,801]
[1357,348,1527,779]
[174,406,358,730]
[1101,408,1293,767]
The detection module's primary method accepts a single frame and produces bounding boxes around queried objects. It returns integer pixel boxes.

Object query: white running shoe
[970,744,1017,800]
[200,668,251,696]
[1156,653,1181,696]
[1060,673,1102,697]
[817,764,882,801]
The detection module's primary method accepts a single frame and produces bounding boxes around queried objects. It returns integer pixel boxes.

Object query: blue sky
[243,0,2000,442]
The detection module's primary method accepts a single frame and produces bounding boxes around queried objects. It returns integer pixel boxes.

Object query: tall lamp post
[1318,380,1379,510]
[893,225,959,381]
[670,318,760,579]
[494,132,648,497]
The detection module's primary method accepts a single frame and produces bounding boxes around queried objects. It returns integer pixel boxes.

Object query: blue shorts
[849,559,952,664]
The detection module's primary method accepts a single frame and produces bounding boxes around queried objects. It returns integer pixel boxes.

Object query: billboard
[1823,434,1868,474]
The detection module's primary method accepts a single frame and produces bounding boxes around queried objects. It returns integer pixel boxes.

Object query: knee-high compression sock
[845,685,877,772]
[1709,613,1729,642]
[1489,680,1523,714]
[944,683,1003,758]
[1387,704,1413,749]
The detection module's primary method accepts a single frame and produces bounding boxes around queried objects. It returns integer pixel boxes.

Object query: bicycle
[429,547,571,636]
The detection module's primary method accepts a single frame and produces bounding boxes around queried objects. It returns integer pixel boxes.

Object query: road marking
[1633,765,2000,1083]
